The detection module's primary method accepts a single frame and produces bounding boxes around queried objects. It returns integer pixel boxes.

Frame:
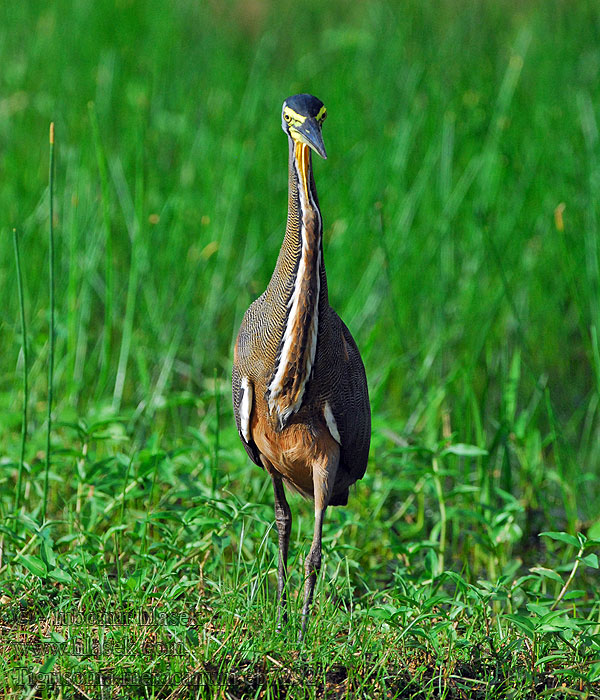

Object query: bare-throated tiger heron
[232,93,370,637]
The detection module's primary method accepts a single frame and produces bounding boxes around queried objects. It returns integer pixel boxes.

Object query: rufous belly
[251,408,339,500]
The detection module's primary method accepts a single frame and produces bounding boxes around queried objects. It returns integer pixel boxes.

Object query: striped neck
[266,138,325,429]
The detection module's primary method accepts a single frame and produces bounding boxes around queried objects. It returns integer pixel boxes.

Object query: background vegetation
[1,0,599,697]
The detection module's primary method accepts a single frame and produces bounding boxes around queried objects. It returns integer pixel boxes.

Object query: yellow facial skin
[283,108,308,196]
[283,105,327,128]
[283,105,327,198]
[283,106,307,125]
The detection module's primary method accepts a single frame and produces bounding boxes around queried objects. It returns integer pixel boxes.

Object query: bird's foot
[298,615,308,643]
[275,605,288,633]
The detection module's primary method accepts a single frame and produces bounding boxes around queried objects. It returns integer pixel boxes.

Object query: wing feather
[232,330,262,467]
[323,312,371,484]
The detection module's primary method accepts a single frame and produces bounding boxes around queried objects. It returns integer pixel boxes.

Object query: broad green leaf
[580,553,599,569]
[49,568,72,584]
[17,554,48,578]
[149,510,183,522]
[530,566,564,584]
[186,628,199,646]
[527,602,552,617]
[538,616,579,633]
[511,574,539,589]
[505,614,535,637]
[39,655,57,674]
[588,518,600,540]
[19,514,42,534]
[40,540,56,568]
[104,525,129,540]
[55,534,81,545]
[368,605,397,621]
[55,419,87,436]
[539,531,580,548]
[440,571,468,588]
[441,443,488,457]
[126,576,141,590]
[88,416,128,432]
[536,653,567,667]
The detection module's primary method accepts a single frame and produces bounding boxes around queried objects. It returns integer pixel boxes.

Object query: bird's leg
[272,474,292,630]
[300,451,339,641]
[300,504,326,640]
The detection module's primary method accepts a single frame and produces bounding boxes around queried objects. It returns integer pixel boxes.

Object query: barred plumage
[231,94,370,638]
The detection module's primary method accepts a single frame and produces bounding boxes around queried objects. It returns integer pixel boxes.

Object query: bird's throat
[295,141,311,201]
[267,141,323,429]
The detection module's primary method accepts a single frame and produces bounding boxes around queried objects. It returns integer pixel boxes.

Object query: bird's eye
[284,113,292,123]
[320,111,327,122]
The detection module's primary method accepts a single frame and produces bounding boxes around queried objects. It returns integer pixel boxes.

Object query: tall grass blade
[578,92,600,334]
[12,228,28,524]
[212,368,221,494]
[88,102,114,398]
[110,152,142,412]
[42,122,56,523]
[478,28,530,210]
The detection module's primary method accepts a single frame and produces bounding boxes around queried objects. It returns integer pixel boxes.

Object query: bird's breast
[251,402,339,500]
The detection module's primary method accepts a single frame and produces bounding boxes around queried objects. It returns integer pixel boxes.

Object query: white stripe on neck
[267,143,322,426]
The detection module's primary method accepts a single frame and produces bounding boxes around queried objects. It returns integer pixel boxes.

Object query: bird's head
[281,94,327,159]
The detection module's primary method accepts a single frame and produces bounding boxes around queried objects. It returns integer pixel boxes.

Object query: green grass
[1,0,600,697]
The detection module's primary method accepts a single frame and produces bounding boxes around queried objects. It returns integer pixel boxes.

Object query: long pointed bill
[291,119,327,159]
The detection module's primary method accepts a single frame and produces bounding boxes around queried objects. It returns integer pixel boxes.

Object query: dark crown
[283,94,325,118]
